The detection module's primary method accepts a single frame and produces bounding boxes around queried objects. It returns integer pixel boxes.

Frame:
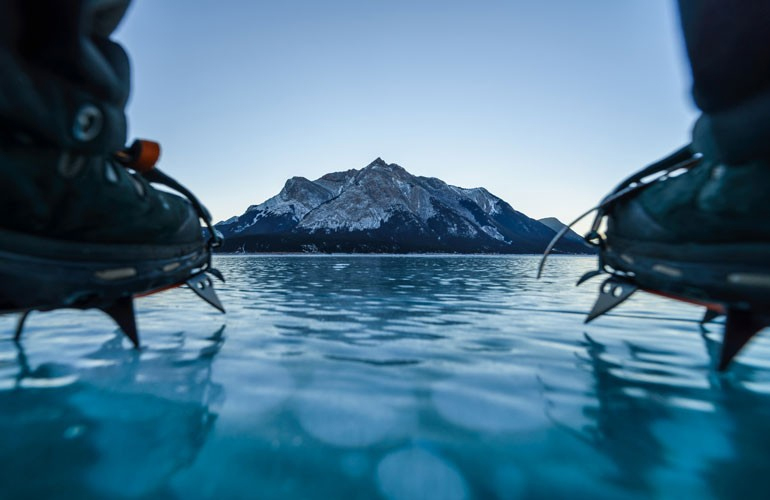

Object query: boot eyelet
[73,104,103,142]
[104,162,119,184]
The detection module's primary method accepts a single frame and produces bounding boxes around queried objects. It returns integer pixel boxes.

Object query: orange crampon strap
[113,139,161,173]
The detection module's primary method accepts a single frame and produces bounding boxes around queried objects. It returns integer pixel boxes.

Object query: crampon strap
[113,139,223,249]
[537,144,701,278]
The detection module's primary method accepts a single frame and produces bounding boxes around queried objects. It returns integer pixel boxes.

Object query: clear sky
[115,1,698,229]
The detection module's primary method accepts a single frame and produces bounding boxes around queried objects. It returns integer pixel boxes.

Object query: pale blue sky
[115,1,698,228]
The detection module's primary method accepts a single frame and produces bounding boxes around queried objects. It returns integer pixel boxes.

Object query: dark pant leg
[678,0,770,163]
[0,0,132,153]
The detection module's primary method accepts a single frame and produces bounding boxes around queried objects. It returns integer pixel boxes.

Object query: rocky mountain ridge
[215,158,590,254]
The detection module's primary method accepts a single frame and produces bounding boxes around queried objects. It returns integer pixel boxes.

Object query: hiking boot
[601,129,770,308]
[563,124,770,371]
[0,142,203,246]
[0,138,221,325]
[0,1,224,347]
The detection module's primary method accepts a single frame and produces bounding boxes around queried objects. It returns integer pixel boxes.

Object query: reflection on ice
[0,325,225,498]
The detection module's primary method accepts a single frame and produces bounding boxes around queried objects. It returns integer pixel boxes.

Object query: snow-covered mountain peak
[215,158,592,254]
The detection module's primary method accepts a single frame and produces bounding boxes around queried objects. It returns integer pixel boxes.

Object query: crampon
[0,140,225,347]
[539,145,770,371]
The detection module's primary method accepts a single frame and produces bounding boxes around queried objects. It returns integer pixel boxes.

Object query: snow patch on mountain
[481,225,506,241]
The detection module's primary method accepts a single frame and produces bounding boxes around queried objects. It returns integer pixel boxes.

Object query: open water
[1,255,770,499]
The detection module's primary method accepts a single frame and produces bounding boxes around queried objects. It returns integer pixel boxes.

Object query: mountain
[215,158,591,254]
[538,217,591,248]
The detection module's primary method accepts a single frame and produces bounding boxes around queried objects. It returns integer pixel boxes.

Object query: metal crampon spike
[576,269,604,287]
[101,297,140,348]
[14,311,31,342]
[187,273,225,313]
[700,309,722,325]
[718,309,770,371]
[585,276,638,323]
[207,268,226,283]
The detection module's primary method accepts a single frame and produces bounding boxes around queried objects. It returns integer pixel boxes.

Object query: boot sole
[602,237,770,310]
[0,228,209,312]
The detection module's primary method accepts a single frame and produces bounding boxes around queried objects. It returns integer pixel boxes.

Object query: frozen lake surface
[2,255,770,499]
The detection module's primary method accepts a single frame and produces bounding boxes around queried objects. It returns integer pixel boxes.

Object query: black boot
[0,138,224,346]
[573,123,770,371]
[601,122,770,308]
[0,2,223,344]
